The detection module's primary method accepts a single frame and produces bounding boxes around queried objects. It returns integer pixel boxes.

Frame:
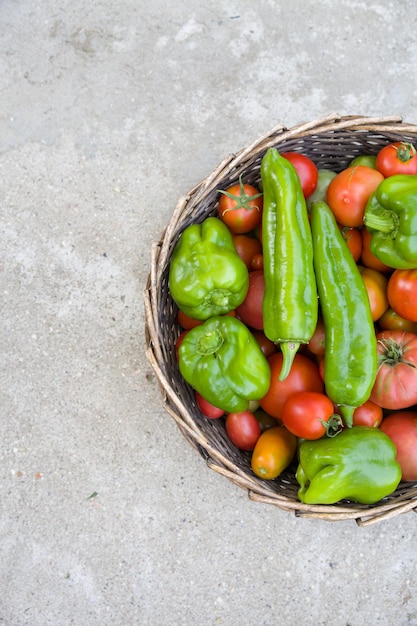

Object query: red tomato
[387,269,417,322]
[308,317,326,356]
[379,411,417,481]
[250,253,264,271]
[370,330,417,410]
[251,329,277,358]
[232,234,262,269]
[260,352,324,421]
[339,225,362,262]
[195,392,225,419]
[281,152,318,198]
[326,165,384,227]
[352,400,383,428]
[360,227,392,272]
[378,307,417,334]
[281,390,338,439]
[358,265,389,322]
[177,309,203,329]
[218,177,263,234]
[251,425,297,479]
[225,410,261,450]
[235,270,265,330]
[376,141,417,177]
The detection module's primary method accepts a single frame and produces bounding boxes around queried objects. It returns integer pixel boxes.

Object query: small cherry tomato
[326,165,384,227]
[251,426,297,479]
[376,141,417,177]
[225,410,261,450]
[218,176,263,234]
[282,390,338,439]
[358,266,389,322]
[339,225,362,262]
[250,253,263,271]
[281,151,318,198]
[387,269,417,322]
[378,307,417,334]
[352,400,383,428]
[232,234,263,269]
[360,227,393,272]
[196,392,225,419]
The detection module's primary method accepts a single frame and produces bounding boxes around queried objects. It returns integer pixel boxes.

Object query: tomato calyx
[321,414,344,437]
[218,175,263,213]
[395,142,417,163]
[377,337,417,368]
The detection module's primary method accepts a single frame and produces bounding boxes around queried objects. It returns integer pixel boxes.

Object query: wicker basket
[144,113,417,527]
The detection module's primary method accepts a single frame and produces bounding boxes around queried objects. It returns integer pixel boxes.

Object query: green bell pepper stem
[310,201,377,427]
[260,148,318,382]
[296,427,402,505]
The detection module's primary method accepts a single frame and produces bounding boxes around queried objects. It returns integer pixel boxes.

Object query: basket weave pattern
[144,114,417,527]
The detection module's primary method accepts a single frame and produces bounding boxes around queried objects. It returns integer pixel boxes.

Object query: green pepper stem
[339,404,355,428]
[364,209,398,235]
[196,328,224,355]
[279,341,300,381]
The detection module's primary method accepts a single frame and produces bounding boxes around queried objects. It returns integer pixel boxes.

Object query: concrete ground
[1,1,417,624]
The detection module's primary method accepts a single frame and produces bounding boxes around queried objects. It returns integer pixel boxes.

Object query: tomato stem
[396,142,416,163]
[218,174,263,213]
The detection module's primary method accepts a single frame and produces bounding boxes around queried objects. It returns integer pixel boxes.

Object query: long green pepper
[310,201,378,427]
[261,148,318,381]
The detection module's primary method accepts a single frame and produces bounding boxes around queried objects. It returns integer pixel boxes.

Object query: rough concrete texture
[1,1,417,624]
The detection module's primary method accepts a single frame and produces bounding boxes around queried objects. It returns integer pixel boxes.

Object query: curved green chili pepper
[310,200,377,427]
[260,148,318,381]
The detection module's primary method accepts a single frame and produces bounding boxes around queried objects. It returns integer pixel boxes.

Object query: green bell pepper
[364,174,417,269]
[296,427,402,505]
[178,316,271,413]
[169,216,249,320]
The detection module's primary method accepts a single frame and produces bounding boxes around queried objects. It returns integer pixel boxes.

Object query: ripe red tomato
[177,309,204,329]
[339,225,362,262]
[235,270,265,330]
[358,266,389,322]
[326,165,384,227]
[361,227,393,272]
[281,152,318,198]
[251,425,297,479]
[376,141,417,177]
[251,329,277,358]
[225,410,261,450]
[370,330,417,410]
[352,400,383,428]
[378,307,417,334]
[308,317,326,356]
[281,390,337,439]
[387,269,417,322]
[218,177,263,234]
[250,253,263,271]
[379,411,417,480]
[196,392,225,419]
[259,352,324,421]
[232,234,263,269]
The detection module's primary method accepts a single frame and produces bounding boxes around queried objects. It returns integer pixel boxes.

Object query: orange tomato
[358,266,389,321]
[360,227,392,272]
[339,225,362,262]
[251,426,297,479]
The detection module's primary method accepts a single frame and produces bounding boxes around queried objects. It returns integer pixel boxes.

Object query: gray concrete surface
[1,1,417,624]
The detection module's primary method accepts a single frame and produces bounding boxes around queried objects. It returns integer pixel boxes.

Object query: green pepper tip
[278,341,300,382]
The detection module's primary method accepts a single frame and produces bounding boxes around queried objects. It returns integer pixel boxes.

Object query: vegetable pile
[169,140,417,505]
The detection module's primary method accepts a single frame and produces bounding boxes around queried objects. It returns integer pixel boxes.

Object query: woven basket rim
[144,113,417,527]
